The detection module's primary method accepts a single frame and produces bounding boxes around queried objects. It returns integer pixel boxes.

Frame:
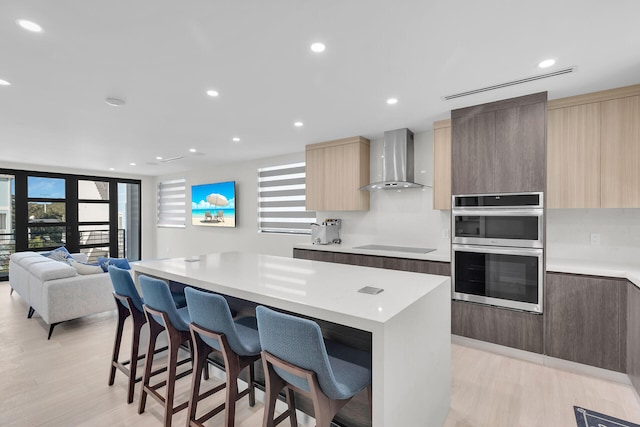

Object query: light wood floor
[2,281,640,427]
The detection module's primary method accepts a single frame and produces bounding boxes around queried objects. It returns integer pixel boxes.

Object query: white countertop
[546,244,640,287]
[133,251,450,331]
[294,242,451,262]
[547,257,640,288]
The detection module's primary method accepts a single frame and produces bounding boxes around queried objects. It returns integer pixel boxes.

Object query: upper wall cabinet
[433,119,452,210]
[547,102,601,208]
[601,95,640,208]
[305,136,370,211]
[451,92,547,195]
[547,84,640,208]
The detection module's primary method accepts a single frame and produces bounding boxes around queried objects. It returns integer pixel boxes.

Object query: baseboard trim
[451,335,544,364]
[452,334,631,385]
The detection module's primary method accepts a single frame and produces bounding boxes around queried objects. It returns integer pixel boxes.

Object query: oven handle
[451,244,543,257]
[451,208,543,217]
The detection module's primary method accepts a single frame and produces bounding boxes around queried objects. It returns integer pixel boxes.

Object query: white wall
[153,130,452,259]
[153,152,312,259]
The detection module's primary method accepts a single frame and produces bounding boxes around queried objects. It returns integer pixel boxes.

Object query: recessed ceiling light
[206,90,219,97]
[0,79,10,86]
[105,97,126,107]
[189,148,197,153]
[310,42,326,53]
[129,162,136,166]
[294,121,303,127]
[538,59,556,68]
[386,98,398,105]
[156,156,163,160]
[232,137,240,142]
[16,19,43,33]
[109,167,115,171]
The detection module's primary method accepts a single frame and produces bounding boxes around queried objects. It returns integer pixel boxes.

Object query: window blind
[258,162,316,234]
[157,178,186,228]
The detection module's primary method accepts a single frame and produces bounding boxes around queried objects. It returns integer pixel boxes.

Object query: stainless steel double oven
[451,192,544,313]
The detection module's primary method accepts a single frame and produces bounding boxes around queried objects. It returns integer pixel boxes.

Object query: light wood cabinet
[547,84,640,208]
[601,95,640,208]
[547,102,601,208]
[433,119,452,210]
[305,136,370,211]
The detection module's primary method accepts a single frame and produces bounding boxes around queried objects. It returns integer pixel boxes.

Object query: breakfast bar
[133,251,451,427]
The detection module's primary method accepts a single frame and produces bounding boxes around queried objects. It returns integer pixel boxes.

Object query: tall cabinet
[451,92,547,195]
[433,119,452,210]
[547,84,640,208]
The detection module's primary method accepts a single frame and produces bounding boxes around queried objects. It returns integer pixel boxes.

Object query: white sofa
[9,251,116,339]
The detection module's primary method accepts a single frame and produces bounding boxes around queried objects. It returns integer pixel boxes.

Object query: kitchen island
[133,251,451,427]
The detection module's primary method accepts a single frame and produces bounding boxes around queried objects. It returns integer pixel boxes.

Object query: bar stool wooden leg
[138,316,162,415]
[109,300,129,387]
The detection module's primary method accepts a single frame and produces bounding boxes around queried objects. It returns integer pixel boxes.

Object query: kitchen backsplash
[547,208,640,262]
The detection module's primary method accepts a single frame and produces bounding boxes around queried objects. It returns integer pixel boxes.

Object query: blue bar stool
[256,306,372,427]
[138,275,195,427]
[184,287,261,427]
[107,266,187,404]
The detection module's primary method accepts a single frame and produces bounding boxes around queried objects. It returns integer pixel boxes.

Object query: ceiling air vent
[159,155,184,163]
[442,66,576,100]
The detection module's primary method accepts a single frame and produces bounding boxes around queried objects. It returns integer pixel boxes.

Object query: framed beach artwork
[191,181,236,227]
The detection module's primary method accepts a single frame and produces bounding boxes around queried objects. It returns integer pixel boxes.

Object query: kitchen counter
[133,251,451,427]
[293,242,451,262]
[547,257,640,288]
[547,244,640,287]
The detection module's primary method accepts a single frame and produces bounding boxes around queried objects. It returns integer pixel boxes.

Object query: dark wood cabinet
[451,92,547,195]
[292,248,450,276]
[628,282,640,394]
[451,300,543,353]
[544,273,627,372]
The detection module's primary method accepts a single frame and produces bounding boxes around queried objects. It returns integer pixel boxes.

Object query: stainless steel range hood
[360,128,425,191]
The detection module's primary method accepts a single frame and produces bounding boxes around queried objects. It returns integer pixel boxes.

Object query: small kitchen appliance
[311,219,342,245]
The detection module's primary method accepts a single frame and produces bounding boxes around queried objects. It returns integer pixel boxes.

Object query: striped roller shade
[258,162,316,234]
[157,178,186,228]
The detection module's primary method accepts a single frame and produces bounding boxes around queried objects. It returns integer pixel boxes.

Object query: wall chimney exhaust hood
[360,128,425,191]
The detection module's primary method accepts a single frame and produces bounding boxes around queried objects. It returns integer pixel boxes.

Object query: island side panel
[374,278,451,426]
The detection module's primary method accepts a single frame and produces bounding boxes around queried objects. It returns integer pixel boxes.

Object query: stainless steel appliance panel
[452,244,543,313]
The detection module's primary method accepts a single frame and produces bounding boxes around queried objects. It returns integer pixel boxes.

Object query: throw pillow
[69,259,104,275]
[97,257,131,272]
[41,246,71,259]
[45,246,73,264]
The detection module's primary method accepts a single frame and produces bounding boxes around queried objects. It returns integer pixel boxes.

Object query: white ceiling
[1,0,639,176]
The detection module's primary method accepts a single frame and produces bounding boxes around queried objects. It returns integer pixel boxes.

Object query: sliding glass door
[0,169,141,279]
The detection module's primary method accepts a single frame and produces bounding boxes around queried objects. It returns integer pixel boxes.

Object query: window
[157,178,186,228]
[258,162,316,234]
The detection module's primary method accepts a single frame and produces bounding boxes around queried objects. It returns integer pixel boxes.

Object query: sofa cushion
[69,259,104,275]
[30,261,77,281]
[97,257,131,272]
[18,255,52,268]
[11,251,43,264]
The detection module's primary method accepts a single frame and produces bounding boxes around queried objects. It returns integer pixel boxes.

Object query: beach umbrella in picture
[206,193,228,208]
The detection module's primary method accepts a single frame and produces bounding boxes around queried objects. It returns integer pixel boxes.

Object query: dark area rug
[574,406,640,427]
